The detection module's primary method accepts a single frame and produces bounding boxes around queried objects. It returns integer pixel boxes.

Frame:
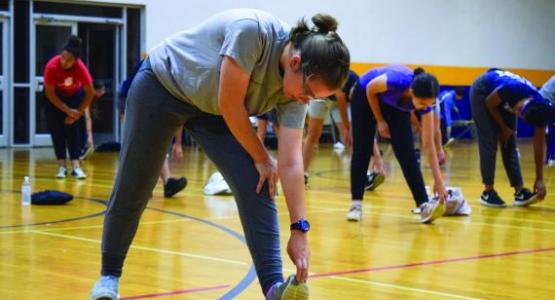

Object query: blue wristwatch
[290,218,310,233]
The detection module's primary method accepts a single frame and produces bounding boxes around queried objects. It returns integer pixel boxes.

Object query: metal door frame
[0,17,8,146]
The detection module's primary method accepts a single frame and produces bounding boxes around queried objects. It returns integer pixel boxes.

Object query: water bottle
[21,176,31,206]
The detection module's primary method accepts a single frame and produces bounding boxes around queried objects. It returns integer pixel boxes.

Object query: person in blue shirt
[471,68,554,208]
[348,65,447,224]
[438,88,464,146]
[539,75,555,166]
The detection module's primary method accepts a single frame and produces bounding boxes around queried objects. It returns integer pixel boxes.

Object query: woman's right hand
[66,108,82,120]
[254,155,278,198]
[377,121,391,139]
[500,127,514,146]
[433,180,448,203]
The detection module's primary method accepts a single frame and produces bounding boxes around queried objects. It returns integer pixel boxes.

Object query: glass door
[32,21,77,146]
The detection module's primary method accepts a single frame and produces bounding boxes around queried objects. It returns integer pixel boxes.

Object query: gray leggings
[100,59,283,293]
[470,74,523,188]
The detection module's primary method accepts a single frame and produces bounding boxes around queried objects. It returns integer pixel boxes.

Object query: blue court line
[144,206,257,299]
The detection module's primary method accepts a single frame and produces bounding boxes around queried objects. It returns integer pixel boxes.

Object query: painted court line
[310,246,555,278]
[328,276,484,300]
[121,284,230,299]
[30,230,249,267]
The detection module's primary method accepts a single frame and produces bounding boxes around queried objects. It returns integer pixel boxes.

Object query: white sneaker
[71,167,87,180]
[548,159,555,167]
[203,172,232,195]
[346,203,362,222]
[419,200,445,224]
[56,166,67,179]
[444,137,456,148]
[410,207,421,214]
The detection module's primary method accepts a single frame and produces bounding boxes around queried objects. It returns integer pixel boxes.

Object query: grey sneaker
[266,275,308,300]
[55,166,67,179]
[420,200,445,224]
[90,275,119,300]
[346,203,362,222]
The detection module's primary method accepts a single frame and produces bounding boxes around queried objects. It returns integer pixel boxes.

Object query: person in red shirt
[43,35,94,179]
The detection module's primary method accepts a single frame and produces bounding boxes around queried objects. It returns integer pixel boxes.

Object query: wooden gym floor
[1,141,554,299]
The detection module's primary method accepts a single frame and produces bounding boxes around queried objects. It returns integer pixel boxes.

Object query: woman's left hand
[340,127,352,148]
[287,231,310,283]
[534,179,546,200]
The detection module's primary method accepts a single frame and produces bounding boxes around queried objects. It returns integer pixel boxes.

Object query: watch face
[291,219,310,232]
[299,220,310,232]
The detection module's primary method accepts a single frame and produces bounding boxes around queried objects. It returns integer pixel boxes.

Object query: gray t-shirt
[540,76,555,103]
[148,9,307,128]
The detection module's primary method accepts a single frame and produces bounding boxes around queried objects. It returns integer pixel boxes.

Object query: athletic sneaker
[444,137,456,148]
[364,171,385,191]
[164,177,188,198]
[55,166,67,179]
[410,207,421,214]
[419,200,445,224]
[90,275,119,300]
[304,173,308,187]
[548,159,555,167]
[514,188,538,207]
[203,172,232,195]
[265,275,308,300]
[80,146,95,160]
[479,190,506,208]
[346,203,362,222]
[71,167,87,180]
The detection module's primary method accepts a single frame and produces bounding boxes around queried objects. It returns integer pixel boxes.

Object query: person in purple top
[347,65,447,224]
[471,68,554,208]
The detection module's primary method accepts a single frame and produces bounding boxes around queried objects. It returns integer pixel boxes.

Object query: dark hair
[289,14,350,91]
[413,67,425,76]
[454,87,465,97]
[411,69,439,99]
[63,35,82,58]
[522,98,555,127]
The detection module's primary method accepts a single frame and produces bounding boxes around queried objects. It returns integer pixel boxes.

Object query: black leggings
[350,83,428,207]
[45,89,85,161]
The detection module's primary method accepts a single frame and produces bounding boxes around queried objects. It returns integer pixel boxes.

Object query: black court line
[0,189,107,229]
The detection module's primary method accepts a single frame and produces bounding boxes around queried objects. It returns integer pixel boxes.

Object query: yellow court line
[327,275,485,300]
[29,230,250,267]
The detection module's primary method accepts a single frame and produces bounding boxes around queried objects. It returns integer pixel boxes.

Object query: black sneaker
[479,190,506,208]
[364,171,385,191]
[514,188,538,207]
[164,177,187,198]
[304,173,308,186]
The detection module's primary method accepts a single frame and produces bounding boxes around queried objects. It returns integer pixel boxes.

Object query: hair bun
[312,14,338,33]
[413,67,425,76]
